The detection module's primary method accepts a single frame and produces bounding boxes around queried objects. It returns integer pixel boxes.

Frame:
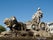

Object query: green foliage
[0,25,6,32]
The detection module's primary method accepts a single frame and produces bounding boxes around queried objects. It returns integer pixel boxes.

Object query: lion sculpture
[4,16,26,31]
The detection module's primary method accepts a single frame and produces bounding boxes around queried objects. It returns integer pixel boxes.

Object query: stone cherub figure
[4,16,26,31]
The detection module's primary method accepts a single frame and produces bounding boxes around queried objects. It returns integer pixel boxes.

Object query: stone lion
[4,16,26,31]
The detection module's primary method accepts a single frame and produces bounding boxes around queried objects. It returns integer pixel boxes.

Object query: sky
[0,0,53,29]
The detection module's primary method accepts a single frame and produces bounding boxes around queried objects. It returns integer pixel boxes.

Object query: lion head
[4,18,12,28]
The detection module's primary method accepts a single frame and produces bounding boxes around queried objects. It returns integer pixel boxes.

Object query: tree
[0,25,6,33]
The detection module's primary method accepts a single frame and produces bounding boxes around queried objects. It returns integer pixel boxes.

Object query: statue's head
[4,18,12,27]
[37,8,43,18]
